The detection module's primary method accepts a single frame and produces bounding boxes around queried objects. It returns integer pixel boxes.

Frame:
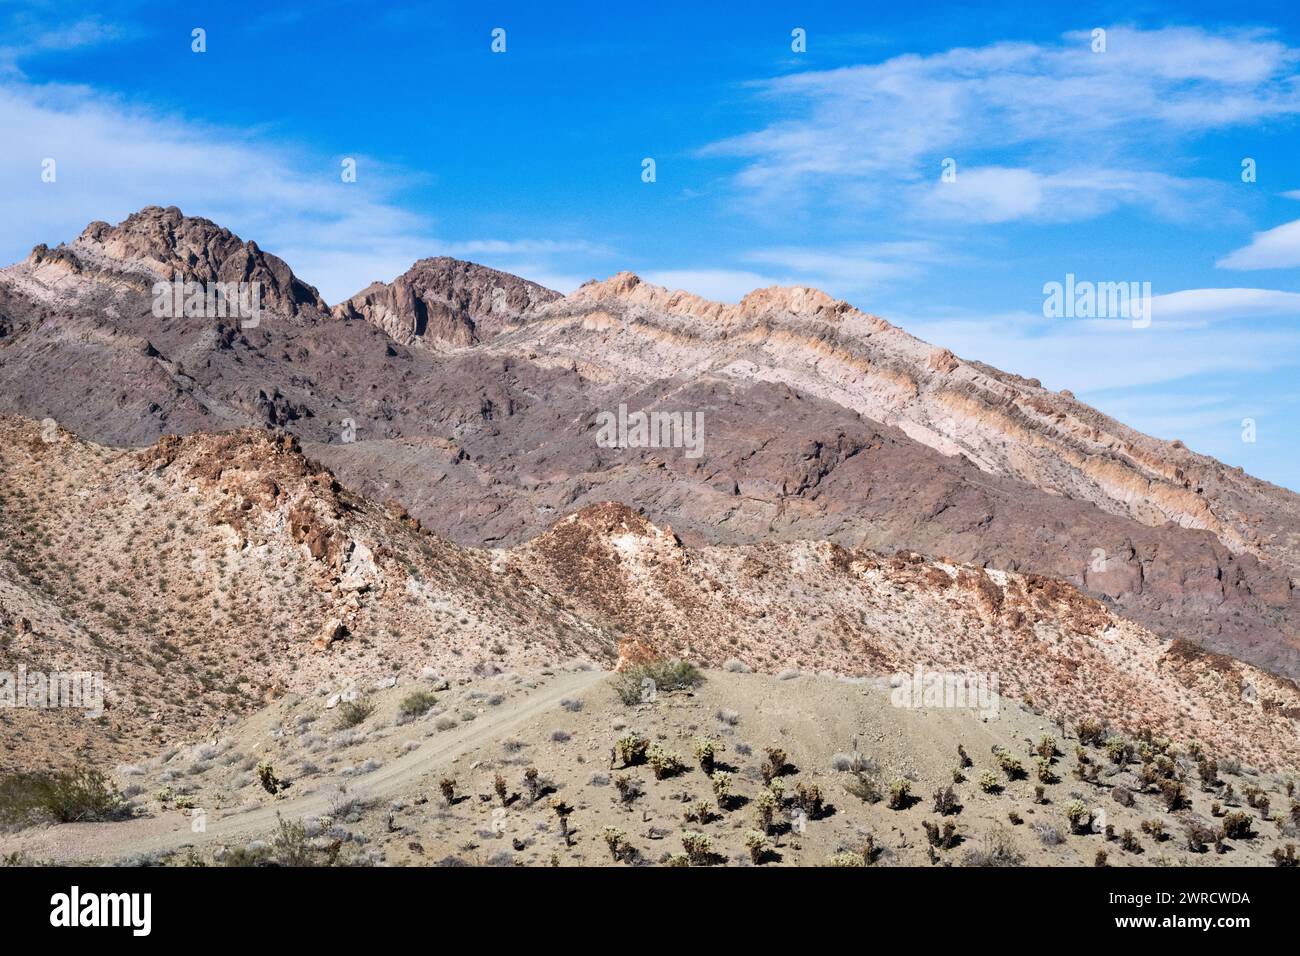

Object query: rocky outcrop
[332,257,559,348]
[23,206,328,318]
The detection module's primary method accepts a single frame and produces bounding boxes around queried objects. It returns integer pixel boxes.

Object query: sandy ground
[3,668,1296,867]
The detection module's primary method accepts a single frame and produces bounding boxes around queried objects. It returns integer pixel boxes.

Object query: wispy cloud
[702,26,1300,223]
[1217,218,1300,270]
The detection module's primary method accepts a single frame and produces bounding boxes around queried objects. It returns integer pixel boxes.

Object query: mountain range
[1,205,1298,771]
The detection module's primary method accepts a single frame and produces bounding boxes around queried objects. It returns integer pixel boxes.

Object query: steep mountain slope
[2,419,1298,775]
[0,416,615,772]
[0,207,1297,682]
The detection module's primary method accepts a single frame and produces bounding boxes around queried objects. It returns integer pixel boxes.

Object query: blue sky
[4,0,1300,489]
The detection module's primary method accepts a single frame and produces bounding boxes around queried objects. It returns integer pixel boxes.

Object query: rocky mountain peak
[23,205,327,318]
[332,256,560,348]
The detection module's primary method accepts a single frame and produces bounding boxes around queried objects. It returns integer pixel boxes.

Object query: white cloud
[0,80,607,302]
[703,27,1300,223]
[1216,218,1300,270]
[1150,287,1300,320]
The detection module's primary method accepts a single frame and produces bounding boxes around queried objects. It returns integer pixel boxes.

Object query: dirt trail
[0,670,606,864]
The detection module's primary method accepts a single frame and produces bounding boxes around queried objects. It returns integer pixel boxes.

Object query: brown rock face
[332,257,559,348]
[28,206,327,318]
[1,210,1299,684]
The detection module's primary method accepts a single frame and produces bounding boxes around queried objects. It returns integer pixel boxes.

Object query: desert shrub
[1076,718,1105,746]
[614,774,642,804]
[1008,809,1022,825]
[1222,810,1253,840]
[887,779,911,810]
[1185,822,1213,853]
[845,770,883,804]
[744,830,772,864]
[523,767,545,804]
[1033,822,1064,846]
[1033,785,1046,804]
[933,785,960,816]
[1120,829,1142,854]
[723,658,752,673]
[398,690,438,718]
[963,825,1024,866]
[611,658,704,705]
[1273,844,1298,868]
[1094,849,1109,866]
[1141,819,1167,841]
[335,697,375,729]
[0,768,128,826]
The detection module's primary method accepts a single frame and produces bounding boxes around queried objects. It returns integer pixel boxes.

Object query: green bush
[335,697,376,729]
[0,768,128,827]
[398,690,438,718]
[611,658,704,705]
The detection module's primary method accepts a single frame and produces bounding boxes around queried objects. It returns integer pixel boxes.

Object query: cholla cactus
[692,737,723,773]
[684,800,713,824]
[664,853,690,867]
[1035,756,1054,784]
[744,830,772,864]
[993,746,1024,780]
[493,772,508,806]
[438,776,456,805]
[794,782,824,819]
[710,771,733,808]
[1104,736,1132,765]
[826,851,863,867]
[602,825,629,861]
[978,769,1000,793]
[1076,717,1105,746]
[887,778,911,810]
[646,743,685,780]
[614,773,638,804]
[754,789,780,833]
[523,767,542,804]
[761,747,788,784]
[1066,799,1092,834]
[256,760,283,796]
[1036,735,1056,760]
[681,831,712,866]
[616,733,649,767]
